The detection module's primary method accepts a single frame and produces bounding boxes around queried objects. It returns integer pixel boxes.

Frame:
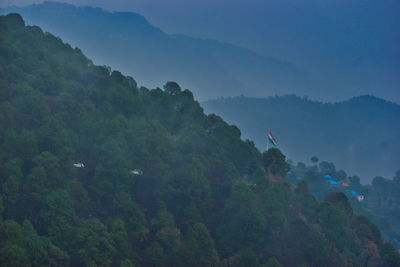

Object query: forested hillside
[0,14,399,266]
[202,95,400,183]
[284,158,400,246]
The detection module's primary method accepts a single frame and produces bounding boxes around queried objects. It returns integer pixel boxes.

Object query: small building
[73,163,85,168]
[341,182,350,187]
[329,180,339,185]
[130,169,143,175]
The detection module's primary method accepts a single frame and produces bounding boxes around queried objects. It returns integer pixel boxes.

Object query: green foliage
[0,219,69,266]
[72,218,116,266]
[232,248,259,267]
[315,202,349,251]
[0,195,4,220]
[186,223,219,266]
[303,230,329,266]
[0,244,30,267]
[108,218,129,258]
[156,226,181,250]
[324,192,353,218]
[382,243,400,267]
[310,156,319,164]
[294,181,318,220]
[217,182,265,255]
[120,258,135,267]
[0,13,397,266]
[0,159,23,205]
[33,151,62,186]
[65,179,90,216]
[146,242,165,266]
[351,215,383,248]
[115,192,146,239]
[1,220,23,245]
[42,189,75,223]
[262,148,289,178]
[288,156,400,251]
[264,257,282,267]
[163,81,182,95]
[151,205,175,231]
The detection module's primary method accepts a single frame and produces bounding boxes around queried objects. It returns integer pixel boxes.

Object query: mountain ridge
[202,94,400,183]
[0,1,306,101]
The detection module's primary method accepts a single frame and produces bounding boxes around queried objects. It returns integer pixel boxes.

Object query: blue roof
[329,180,339,185]
[351,190,357,195]
[390,237,399,242]
[296,177,303,181]
[324,174,332,179]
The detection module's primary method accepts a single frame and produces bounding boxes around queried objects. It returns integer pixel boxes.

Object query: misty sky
[2,0,399,102]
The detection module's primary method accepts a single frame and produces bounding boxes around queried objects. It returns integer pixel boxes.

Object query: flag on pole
[268,129,277,146]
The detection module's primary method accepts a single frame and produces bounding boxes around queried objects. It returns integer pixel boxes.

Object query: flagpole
[267,128,269,151]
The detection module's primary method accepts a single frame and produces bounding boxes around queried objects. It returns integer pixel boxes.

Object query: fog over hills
[202,95,400,183]
[1,0,398,103]
[0,1,307,101]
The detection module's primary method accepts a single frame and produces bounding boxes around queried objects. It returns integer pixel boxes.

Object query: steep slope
[285,158,400,244]
[0,13,399,266]
[0,1,304,101]
[202,95,400,183]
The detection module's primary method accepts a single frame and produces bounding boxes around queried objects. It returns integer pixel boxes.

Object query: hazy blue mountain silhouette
[202,95,400,183]
[0,1,305,101]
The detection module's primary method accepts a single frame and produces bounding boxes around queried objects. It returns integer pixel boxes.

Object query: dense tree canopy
[0,13,398,266]
[287,158,400,254]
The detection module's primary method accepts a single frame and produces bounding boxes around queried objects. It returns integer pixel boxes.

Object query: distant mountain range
[0,1,308,101]
[202,95,400,183]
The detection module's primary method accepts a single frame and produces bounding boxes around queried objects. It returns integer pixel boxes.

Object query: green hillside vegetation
[0,13,399,266]
[287,158,400,248]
